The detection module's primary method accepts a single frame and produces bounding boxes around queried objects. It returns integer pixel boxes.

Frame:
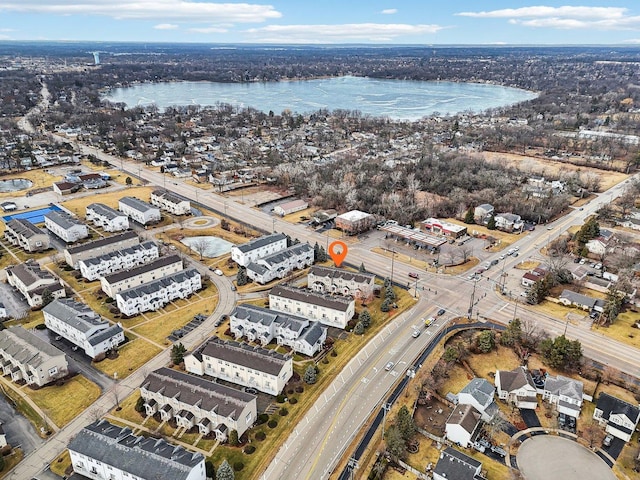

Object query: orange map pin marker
[328,240,348,267]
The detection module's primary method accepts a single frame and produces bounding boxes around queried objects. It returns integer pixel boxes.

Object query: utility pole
[390,249,395,284]
[468,277,478,320]
[347,457,359,480]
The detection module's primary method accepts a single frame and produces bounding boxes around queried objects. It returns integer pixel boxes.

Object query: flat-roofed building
[64,231,139,269]
[78,241,159,281]
[307,265,376,299]
[273,198,308,217]
[185,337,293,395]
[230,233,288,267]
[6,260,66,308]
[335,210,376,235]
[4,218,50,252]
[101,255,183,298]
[85,203,129,232]
[118,196,161,226]
[150,189,191,216]
[421,218,468,238]
[246,243,314,284]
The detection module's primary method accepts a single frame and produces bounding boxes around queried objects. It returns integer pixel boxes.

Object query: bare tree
[191,237,210,261]
[458,245,473,263]
[583,420,606,448]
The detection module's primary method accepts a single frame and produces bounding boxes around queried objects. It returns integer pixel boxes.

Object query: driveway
[603,436,625,461]
[0,282,29,319]
[520,408,542,429]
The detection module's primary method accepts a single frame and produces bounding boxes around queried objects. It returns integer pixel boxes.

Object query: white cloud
[154,23,178,30]
[623,38,640,44]
[188,26,229,34]
[381,9,397,15]
[456,6,640,31]
[0,1,281,23]
[245,23,444,43]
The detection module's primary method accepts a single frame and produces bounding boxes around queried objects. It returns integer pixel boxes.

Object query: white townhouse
[230,304,327,357]
[495,366,538,409]
[593,392,640,442]
[68,419,206,480]
[231,233,288,267]
[150,189,191,215]
[542,375,584,418]
[78,241,159,281]
[445,404,482,448]
[65,231,139,269]
[116,268,201,316]
[307,265,376,300]
[118,196,161,226]
[4,218,50,252]
[0,326,68,387]
[494,212,524,232]
[43,298,125,359]
[457,377,498,422]
[85,203,129,232]
[101,254,182,298]
[246,243,314,284]
[140,367,257,442]
[44,210,89,243]
[185,336,293,396]
[6,260,66,308]
[269,284,355,329]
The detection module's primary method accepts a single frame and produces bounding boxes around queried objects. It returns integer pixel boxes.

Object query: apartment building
[115,268,201,316]
[44,210,89,243]
[246,243,314,284]
[185,337,293,395]
[230,233,288,267]
[118,196,161,226]
[43,298,125,359]
[4,218,50,252]
[269,284,355,329]
[101,254,183,298]
[307,265,376,299]
[6,260,66,308]
[64,231,139,269]
[78,241,159,281]
[85,203,129,232]
[140,367,257,441]
[150,189,191,215]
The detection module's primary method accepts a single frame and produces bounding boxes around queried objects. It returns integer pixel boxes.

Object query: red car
[408,272,419,279]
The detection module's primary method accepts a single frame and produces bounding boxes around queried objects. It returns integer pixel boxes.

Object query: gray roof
[231,303,307,333]
[434,447,482,480]
[559,289,598,309]
[0,326,65,368]
[308,265,375,284]
[270,285,353,312]
[6,218,46,238]
[544,375,583,402]
[194,336,289,376]
[67,419,203,480]
[497,366,536,392]
[88,323,124,346]
[80,241,157,268]
[102,255,181,284]
[43,298,105,334]
[260,243,312,268]
[298,321,326,347]
[86,203,126,220]
[119,196,158,213]
[117,268,200,301]
[44,210,84,229]
[460,378,495,409]
[447,404,481,434]
[142,367,255,420]
[235,233,287,254]
[151,189,189,205]
[6,260,59,289]
[66,231,138,255]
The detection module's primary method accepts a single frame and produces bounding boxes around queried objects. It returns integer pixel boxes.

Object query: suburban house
[593,392,640,442]
[421,218,468,238]
[78,241,159,281]
[42,298,125,359]
[150,189,191,216]
[230,233,288,267]
[433,447,486,480]
[495,366,538,409]
[6,260,66,308]
[85,203,130,232]
[4,218,50,252]
[0,326,68,387]
[521,272,540,288]
[494,213,524,232]
[246,243,314,284]
[273,198,308,217]
[140,367,257,441]
[457,378,498,422]
[559,289,605,312]
[474,204,494,223]
[53,181,80,195]
[67,419,206,480]
[542,375,584,418]
[269,284,355,329]
[230,303,327,357]
[445,404,482,448]
[335,210,376,235]
[65,231,139,269]
[185,336,293,395]
[101,255,183,298]
[115,268,201,316]
[118,196,161,226]
[307,265,376,300]
[312,209,338,225]
[44,210,88,243]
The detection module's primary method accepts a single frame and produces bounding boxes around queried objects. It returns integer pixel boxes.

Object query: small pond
[181,236,233,258]
[0,178,33,192]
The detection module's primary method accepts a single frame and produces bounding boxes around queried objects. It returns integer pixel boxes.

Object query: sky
[1,1,640,45]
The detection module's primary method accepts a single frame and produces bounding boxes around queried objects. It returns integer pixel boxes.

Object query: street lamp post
[390,249,395,283]
[381,402,392,437]
[468,277,478,319]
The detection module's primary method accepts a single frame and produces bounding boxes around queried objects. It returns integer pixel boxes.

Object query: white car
[214,269,223,276]
[385,362,395,371]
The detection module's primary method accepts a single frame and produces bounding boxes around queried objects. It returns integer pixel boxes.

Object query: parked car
[424,317,435,327]
[472,441,486,453]
[603,434,613,447]
[491,445,507,457]
[214,269,223,276]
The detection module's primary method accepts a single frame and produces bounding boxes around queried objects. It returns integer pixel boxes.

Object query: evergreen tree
[487,213,497,230]
[359,310,371,328]
[380,298,391,312]
[216,459,234,480]
[383,277,391,288]
[171,343,187,365]
[313,242,321,262]
[540,335,582,371]
[501,318,522,346]
[236,266,248,286]
[125,176,133,186]
[477,330,496,353]
[602,287,624,325]
[41,288,54,307]
[354,321,365,335]
[396,405,416,440]
[384,286,396,301]
[317,245,328,262]
[303,364,317,384]
[385,425,406,460]
[464,206,475,224]
[205,461,215,479]
[228,429,239,446]
[359,262,367,273]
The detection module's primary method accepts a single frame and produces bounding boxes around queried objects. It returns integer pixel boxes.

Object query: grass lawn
[443,257,479,274]
[371,247,430,270]
[93,337,162,379]
[591,310,640,350]
[49,450,71,478]
[280,207,317,225]
[61,186,154,213]
[447,218,526,251]
[26,375,101,428]
[612,432,640,480]
[514,260,540,270]
[0,449,24,479]
[0,169,63,201]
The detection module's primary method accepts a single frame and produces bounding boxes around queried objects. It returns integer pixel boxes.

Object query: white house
[307,265,375,300]
[495,366,538,409]
[246,243,314,284]
[231,233,288,267]
[474,203,494,223]
[542,375,583,418]
[85,203,130,232]
[457,378,497,422]
[445,404,482,448]
[494,213,524,232]
[78,241,159,281]
[43,298,125,359]
[140,367,257,441]
[185,336,293,396]
[150,189,191,216]
[558,289,605,312]
[44,210,89,243]
[433,448,483,480]
[230,304,327,357]
[269,285,355,329]
[65,231,139,269]
[6,260,66,308]
[67,419,206,480]
[0,326,68,387]
[118,196,161,226]
[4,218,50,252]
[116,268,201,316]
[101,254,183,298]
[593,392,640,442]
[273,199,308,217]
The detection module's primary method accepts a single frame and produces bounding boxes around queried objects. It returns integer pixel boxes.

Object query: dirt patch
[414,396,452,438]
